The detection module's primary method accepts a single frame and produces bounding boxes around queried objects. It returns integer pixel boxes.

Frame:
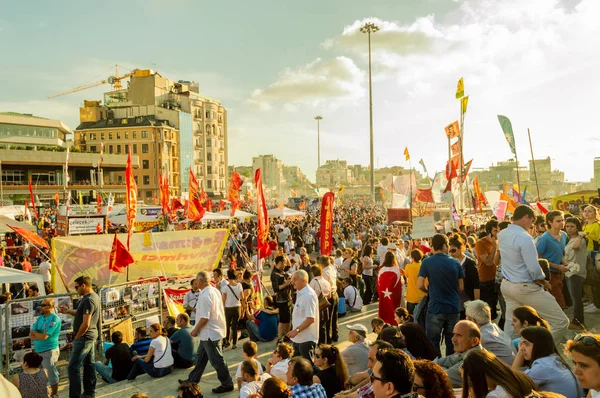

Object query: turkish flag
[377,266,403,325]
[108,234,134,273]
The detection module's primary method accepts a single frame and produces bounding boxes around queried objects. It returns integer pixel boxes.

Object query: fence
[1,292,78,379]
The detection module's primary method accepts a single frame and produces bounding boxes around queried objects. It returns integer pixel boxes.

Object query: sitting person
[127,323,174,380]
[399,322,439,360]
[342,277,363,312]
[371,348,415,398]
[335,340,393,397]
[341,324,370,375]
[313,344,348,398]
[250,377,291,398]
[94,331,133,383]
[245,295,278,342]
[463,350,536,398]
[394,307,413,326]
[371,318,393,337]
[235,341,263,390]
[433,320,482,388]
[286,357,327,397]
[512,326,582,398]
[130,326,152,357]
[511,305,550,350]
[177,381,204,398]
[564,333,600,396]
[465,300,514,365]
[170,313,199,369]
[163,315,178,338]
[239,360,271,398]
[266,342,294,381]
[412,359,455,398]
[10,352,48,398]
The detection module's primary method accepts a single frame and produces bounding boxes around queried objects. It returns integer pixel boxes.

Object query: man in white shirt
[39,259,52,284]
[320,256,339,343]
[286,270,319,363]
[239,360,270,398]
[343,277,363,312]
[288,248,301,267]
[284,235,295,255]
[182,271,234,394]
[377,237,389,264]
[183,279,200,326]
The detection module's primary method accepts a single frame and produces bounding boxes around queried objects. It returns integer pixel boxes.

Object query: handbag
[315,279,330,312]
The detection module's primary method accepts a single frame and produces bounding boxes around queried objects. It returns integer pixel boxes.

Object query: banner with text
[411,216,436,239]
[163,287,191,317]
[52,229,229,292]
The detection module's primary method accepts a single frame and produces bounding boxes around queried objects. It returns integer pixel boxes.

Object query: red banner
[219,200,226,212]
[188,169,205,222]
[28,177,37,218]
[163,288,190,317]
[97,194,102,214]
[54,192,60,207]
[108,233,134,273]
[228,171,243,216]
[125,151,137,249]
[319,192,335,256]
[254,169,271,258]
[415,188,434,203]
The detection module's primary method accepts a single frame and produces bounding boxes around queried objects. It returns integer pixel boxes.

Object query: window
[213,180,216,189]
[146,190,153,198]
[143,160,149,169]
[206,137,211,147]
[142,144,149,153]
[89,145,97,152]
[132,131,137,139]
[101,132,105,140]
[134,176,139,184]
[117,132,121,139]
[207,180,212,188]
[142,131,148,138]
[108,145,113,154]
[206,124,210,134]
[212,125,216,135]
[1,170,25,184]
[125,145,129,154]
[108,132,113,139]
[90,133,96,140]
[206,111,210,118]
[116,144,121,153]
[207,153,211,161]
[117,175,123,183]
[133,144,138,154]
[207,166,212,174]
[124,132,129,139]
[143,175,150,185]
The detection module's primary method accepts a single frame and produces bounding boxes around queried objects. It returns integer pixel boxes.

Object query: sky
[1,0,598,184]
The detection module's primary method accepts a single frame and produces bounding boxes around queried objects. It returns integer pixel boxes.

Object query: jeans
[426,312,459,356]
[173,351,195,369]
[94,362,114,384]
[568,275,585,325]
[293,341,316,364]
[224,306,241,345]
[406,302,417,315]
[188,339,233,387]
[39,348,60,386]
[246,320,273,342]
[479,281,498,320]
[127,358,172,380]
[68,338,96,398]
[327,293,339,343]
[362,274,375,304]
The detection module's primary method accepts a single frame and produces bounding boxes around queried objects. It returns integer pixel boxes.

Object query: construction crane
[48,64,135,99]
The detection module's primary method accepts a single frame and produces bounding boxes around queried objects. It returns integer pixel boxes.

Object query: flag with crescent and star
[377,265,403,325]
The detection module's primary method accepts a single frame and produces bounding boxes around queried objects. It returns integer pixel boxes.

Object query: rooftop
[0,112,48,120]
[76,115,175,131]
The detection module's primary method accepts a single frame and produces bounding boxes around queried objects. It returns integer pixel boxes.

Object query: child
[235,341,263,390]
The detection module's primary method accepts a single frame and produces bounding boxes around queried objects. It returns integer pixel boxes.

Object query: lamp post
[315,115,323,169]
[360,22,379,199]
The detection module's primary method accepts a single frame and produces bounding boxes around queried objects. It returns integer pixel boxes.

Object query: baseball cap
[388,243,397,250]
[346,324,368,338]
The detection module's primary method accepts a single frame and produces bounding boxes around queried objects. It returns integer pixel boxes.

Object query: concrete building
[76,69,228,199]
[0,112,137,205]
[252,155,286,199]
[316,160,352,188]
[594,157,600,187]
[75,115,178,203]
[283,165,313,197]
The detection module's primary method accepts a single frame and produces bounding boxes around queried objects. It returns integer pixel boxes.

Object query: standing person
[59,276,100,398]
[286,270,319,363]
[448,235,480,319]
[39,254,52,293]
[30,297,61,397]
[417,234,465,356]
[309,265,332,345]
[404,249,426,315]
[271,255,293,339]
[536,210,568,308]
[320,255,339,343]
[498,205,569,343]
[377,252,403,325]
[564,217,588,330]
[221,268,243,349]
[582,205,600,314]
[360,245,377,305]
[182,271,234,394]
[475,219,500,320]
[183,278,200,325]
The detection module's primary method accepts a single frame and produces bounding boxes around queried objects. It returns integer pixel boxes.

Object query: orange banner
[254,169,271,258]
[125,151,137,248]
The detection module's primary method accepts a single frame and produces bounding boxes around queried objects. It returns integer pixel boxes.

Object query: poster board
[411,216,436,239]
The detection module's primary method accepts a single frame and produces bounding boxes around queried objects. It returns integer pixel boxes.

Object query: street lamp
[360,22,379,199]
[315,115,323,169]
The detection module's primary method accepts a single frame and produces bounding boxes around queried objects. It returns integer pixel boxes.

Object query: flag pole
[447,136,454,224]
[409,159,413,223]
[514,149,522,197]
[527,128,541,201]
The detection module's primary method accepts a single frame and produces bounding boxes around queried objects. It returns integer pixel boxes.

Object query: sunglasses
[449,248,458,253]
[73,284,81,289]
[574,334,600,348]
[40,303,51,307]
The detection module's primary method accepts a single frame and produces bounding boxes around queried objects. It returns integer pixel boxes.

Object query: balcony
[194,159,203,165]
[194,144,203,150]
[218,147,224,153]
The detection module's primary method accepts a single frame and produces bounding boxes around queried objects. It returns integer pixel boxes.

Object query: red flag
[377,266,403,325]
[536,201,549,214]
[446,155,459,180]
[171,198,183,212]
[200,189,209,205]
[108,234,134,273]
[54,192,60,207]
[254,169,272,258]
[415,188,434,203]
[299,201,306,210]
[443,178,453,194]
[28,177,38,218]
[159,174,171,216]
[125,151,137,249]
[188,169,205,222]
[96,222,103,234]
[451,141,459,156]
[205,198,214,212]
[219,200,226,212]
[228,171,243,216]
[8,225,49,250]
[461,159,473,183]
[97,194,102,214]
[319,192,335,256]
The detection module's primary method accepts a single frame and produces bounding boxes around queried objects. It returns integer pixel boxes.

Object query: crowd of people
[2,196,600,398]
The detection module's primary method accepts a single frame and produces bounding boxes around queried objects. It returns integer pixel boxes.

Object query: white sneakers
[584,303,600,313]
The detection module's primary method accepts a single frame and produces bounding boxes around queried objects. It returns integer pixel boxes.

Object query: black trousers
[480,281,498,320]
[326,293,339,343]
[224,306,241,344]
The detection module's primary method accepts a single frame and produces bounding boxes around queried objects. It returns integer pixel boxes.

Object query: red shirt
[22,260,32,273]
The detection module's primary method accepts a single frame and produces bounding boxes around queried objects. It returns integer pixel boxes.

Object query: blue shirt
[170,325,199,361]
[32,312,61,352]
[499,224,545,283]
[525,354,582,398]
[418,253,465,314]
[536,231,567,273]
[130,338,152,356]
[255,310,278,341]
[290,383,328,398]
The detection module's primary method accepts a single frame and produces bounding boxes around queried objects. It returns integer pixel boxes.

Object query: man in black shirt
[59,275,101,398]
[270,255,292,339]
[94,331,133,383]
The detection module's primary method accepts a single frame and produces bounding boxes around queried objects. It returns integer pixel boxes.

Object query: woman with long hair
[511,305,550,350]
[463,349,536,398]
[127,323,174,380]
[564,333,600,395]
[313,344,348,398]
[255,377,291,398]
[399,322,439,360]
[412,359,454,398]
[377,251,403,325]
[361,245,377,305]
[394,307,413,326]
[448,234,480,319]
[564,216,588,330]
[582,205,600,314]
[512,326,582,398]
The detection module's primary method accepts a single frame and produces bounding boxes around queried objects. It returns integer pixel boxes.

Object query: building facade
[252,155,286,199]
[316,160,352,188]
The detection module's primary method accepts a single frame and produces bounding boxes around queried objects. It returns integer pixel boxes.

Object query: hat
[346,324,368,338]
[388,243,397,250]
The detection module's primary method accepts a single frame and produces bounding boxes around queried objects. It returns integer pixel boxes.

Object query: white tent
[217,210,257,221]
[0,267,46,296]
[0,215,37,233]
[267,207,306,218]
[202,212,232,221]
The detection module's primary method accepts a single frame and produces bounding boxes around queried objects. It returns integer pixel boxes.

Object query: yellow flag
[456,77,464,99]
[403,147,410,161]
[461,95,469,114]
[338,185,344,194]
